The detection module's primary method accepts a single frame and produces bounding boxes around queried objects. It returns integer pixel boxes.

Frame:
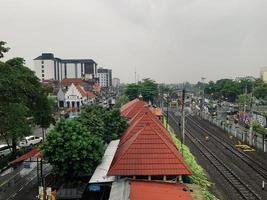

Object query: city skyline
[1,0,266,83]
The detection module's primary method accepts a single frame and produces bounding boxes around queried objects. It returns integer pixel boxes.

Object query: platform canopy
[89,140,120,184]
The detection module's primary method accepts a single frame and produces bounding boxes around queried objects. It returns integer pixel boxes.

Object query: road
[0,158,51,200]
[0,125,53,145]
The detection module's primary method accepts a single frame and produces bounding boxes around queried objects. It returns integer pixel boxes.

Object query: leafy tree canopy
[0,57,52,154]
[204,78,263,102]
[0,41,10,58]
[114,95,129,108]
[41,119,104,177]
[79,105,128,144]
[125,78,158,103]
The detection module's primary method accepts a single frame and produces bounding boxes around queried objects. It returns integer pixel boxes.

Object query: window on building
[41,61,44,64]
[42,70,44,73]
[42,65,44,68]
[42,74,45,77]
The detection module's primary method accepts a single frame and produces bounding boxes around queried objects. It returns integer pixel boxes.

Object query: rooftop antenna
[134,67,137,84]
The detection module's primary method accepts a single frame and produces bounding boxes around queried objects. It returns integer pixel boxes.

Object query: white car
[19,136,43,147]
[0,144,12,157]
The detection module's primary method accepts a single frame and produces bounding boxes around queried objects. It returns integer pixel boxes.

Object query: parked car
[0,144,12,157]
[19,136,43,147]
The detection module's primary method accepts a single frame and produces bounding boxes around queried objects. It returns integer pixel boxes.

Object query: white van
[19,136,43,147]
[0,144,12,157]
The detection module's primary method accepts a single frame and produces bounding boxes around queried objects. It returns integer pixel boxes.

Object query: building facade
[34,53,97,81]
[96,68,112,88]
[260,67,267,83]
[112,78,120,88]
[57,83,96,108]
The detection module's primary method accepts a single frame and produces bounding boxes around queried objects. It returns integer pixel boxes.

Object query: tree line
[204,78,267,102]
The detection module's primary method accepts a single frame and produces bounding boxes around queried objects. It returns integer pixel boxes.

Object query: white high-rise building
[33,53,97,81]
[96,68,112,88]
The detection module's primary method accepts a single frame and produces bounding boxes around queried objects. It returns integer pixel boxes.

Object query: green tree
[79,105,128,144]
[125,79,159,103]
[236,94,251,108]
[125,83,141,100]
[42,119,104,177]
[102,108,128,143]
[114,95,129,108]
[254,82,267,100]
[0,41,10,58]
[0,103,30,154]
[0,57,52,154]
[78,111,105,139]
[140,78,159,103]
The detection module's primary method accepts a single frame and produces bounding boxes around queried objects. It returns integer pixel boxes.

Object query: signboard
[253,112,267,128]
[89,184,101,192]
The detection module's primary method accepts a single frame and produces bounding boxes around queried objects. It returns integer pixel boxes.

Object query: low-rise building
[57,83,96,108]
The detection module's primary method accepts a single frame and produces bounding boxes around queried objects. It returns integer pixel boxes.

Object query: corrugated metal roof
[130,180,193,200]
[89,140,120,183]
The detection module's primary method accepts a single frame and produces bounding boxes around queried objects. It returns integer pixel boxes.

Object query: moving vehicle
[0,144,12,157]
[19,136,43,147]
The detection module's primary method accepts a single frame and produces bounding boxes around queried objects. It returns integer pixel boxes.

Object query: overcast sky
[0,0,266,83]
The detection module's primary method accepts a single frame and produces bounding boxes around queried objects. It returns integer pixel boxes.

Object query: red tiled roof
[123,101,146,119]
[75,85,96,98]
[120,98,139,114]
[108,123,191,176]
[9,148,41,165]
[119,110,174,147]
[130,180,193,200]
[61,78,85,85]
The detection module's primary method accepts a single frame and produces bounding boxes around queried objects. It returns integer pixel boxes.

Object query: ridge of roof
[119,111,173,147]
[120,98,140,113]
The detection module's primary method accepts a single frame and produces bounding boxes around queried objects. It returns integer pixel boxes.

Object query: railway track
[187,115,267,181]
[168,113,261,200]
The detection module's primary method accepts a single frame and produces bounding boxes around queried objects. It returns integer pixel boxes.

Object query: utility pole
[244,84,247,112]
[181,88,186,157]
[249,84,254,146]
[201,77,206,117]
[134,68,137,84]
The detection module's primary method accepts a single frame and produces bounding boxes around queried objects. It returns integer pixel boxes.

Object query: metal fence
[203,114,267,152]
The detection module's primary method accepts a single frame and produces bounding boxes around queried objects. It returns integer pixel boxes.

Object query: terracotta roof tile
[75,85,95,98]
[108,123,191,176]
[130,180,193,200]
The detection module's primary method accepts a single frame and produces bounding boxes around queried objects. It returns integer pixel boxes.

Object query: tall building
[260,67,267,83]
[112,78,120,88]
[34,53,97,81]
[96,68,112,88]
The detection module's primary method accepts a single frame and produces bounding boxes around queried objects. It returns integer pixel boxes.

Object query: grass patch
[163,117,218,200]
